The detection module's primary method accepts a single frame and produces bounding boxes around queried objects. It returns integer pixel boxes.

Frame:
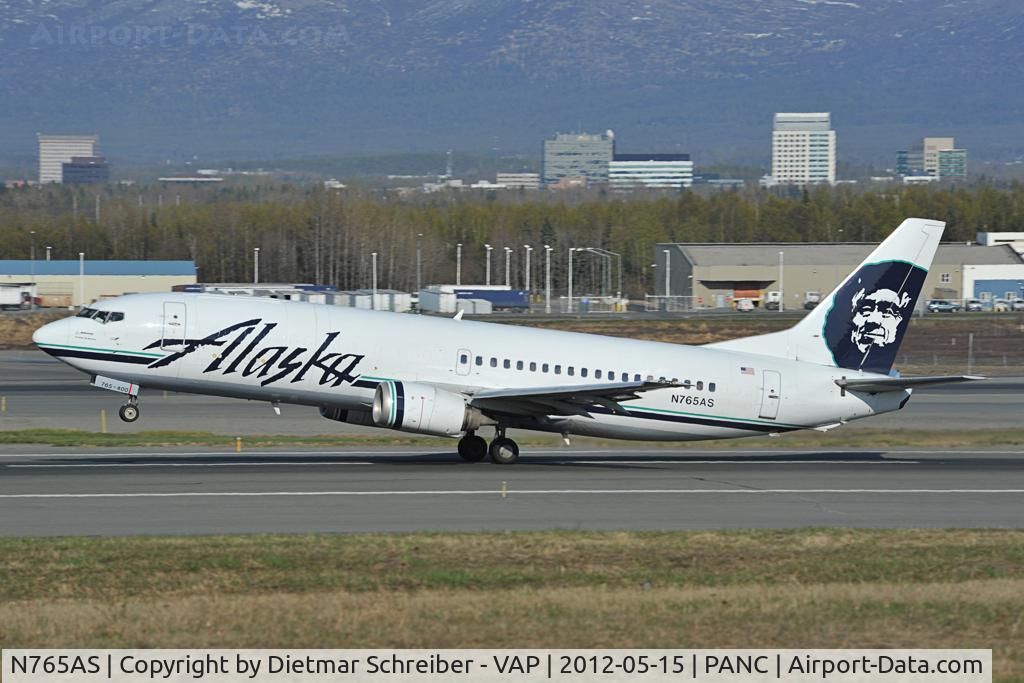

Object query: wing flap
[470,380,677,418]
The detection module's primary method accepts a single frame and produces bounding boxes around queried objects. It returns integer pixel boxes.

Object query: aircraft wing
[835,375,984,394]
[470,380,678,417]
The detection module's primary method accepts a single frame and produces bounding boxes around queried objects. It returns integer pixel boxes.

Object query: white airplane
[33,218,980,464]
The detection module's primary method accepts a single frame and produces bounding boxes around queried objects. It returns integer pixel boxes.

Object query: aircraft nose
[32,318,71,351]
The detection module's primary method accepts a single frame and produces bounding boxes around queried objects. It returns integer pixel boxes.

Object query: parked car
[926,299,960,313]
[1013,300,1024,312]
[964,299,985,312]
[735,298,755,312]
[993,299,1010,312]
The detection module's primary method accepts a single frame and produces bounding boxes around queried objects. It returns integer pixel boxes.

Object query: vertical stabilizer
[709,218,945,374]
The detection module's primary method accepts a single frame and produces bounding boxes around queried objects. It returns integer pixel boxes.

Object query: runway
[0,446,1021,535]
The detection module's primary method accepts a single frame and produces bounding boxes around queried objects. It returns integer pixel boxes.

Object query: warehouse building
[0,260,197,308]
[655,239,1024,309]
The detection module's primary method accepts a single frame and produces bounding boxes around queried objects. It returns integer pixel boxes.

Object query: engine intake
[372,380,489,437]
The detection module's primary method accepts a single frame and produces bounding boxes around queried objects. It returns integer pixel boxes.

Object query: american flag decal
[740,366,755,375]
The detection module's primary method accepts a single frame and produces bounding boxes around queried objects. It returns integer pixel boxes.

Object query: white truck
[0,286,32,310]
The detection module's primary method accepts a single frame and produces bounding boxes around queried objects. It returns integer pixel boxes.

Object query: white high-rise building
[38,134,98,184]
[770,113,835,185]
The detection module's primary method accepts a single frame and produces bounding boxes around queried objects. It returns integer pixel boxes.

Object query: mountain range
[1,0,1022,166]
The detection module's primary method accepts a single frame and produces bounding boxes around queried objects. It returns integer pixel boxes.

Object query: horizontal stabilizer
[835,375,984,394]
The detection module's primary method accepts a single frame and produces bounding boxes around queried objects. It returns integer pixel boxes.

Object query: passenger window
[503,359,511,369]
[568,367,575,376]
[529,362,537,371]
[516,360,524,370]
[490,358,497,367]
[581,368,588,378]
[542,363,549,373]
[475,356,483,366]
[460,354,468,364]
[595,370,602,379]
[709,382,716,392]
[697,381,704,390]
[555,365,562,375]
[634,373,641,382]
[646,374,654,381]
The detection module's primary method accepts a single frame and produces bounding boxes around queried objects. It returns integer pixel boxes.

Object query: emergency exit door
[759,370,781,419]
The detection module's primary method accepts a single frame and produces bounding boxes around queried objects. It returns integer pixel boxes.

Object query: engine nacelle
[319,406,375,427]
[372,380,488,437]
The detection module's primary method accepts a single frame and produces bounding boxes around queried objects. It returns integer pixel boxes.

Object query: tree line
[1,182,1022,297]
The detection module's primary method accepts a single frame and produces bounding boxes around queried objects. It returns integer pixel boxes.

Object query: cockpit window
[76,308,124,324]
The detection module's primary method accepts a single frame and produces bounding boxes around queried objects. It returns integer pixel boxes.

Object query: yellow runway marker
[235,437,242,453]
[100,409,107,434]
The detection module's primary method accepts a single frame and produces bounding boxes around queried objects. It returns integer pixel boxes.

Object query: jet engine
[371,380,490,436]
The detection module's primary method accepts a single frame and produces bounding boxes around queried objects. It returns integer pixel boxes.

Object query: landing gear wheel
[488,437,520,465]
[457,433,488,462]
[118,403,140,423]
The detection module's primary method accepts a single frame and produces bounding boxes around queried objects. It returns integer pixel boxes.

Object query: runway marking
[8,462,374,468]
[0,448,1019,459]
[0,489,1021,499]
[4,459,920,469]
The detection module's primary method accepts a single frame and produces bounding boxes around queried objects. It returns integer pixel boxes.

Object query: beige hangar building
[655,239,1024,309]
[0,260,197,308]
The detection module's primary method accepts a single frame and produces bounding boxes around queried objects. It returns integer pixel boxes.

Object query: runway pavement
[0,446,1021,535]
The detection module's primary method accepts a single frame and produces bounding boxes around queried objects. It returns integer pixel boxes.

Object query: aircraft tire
[118,403,140,423]
[457,433,488,462]
[488,437,519,465]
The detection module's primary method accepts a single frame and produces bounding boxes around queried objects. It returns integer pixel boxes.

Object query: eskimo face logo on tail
[823,261,926,373]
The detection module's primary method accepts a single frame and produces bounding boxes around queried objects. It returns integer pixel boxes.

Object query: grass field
[0,531,1021,680]
[2,427,1024,448]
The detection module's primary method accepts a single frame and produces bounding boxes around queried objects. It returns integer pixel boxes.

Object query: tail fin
[709,218,945,374]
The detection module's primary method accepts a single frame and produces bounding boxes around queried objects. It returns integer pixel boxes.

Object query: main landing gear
[118,398,140,423]
[457,429,520,465]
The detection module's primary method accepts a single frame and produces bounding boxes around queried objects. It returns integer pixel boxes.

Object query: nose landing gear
[118,399,140,423]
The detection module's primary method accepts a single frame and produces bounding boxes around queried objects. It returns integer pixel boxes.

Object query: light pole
[45,246,52,261]
[504,247,512,287]
[568,247,577,313]
[78,252,84,308]
[416,233,423,292]
[456,243,462,286]
[29,230,36,312]
[544,245,552,314]
[523,245,533,293]
[588,247,622,300]
[663,249,671,298]
[371,251,378,310]
[484,244,493,285]
[778,250,785,313]
[253,247,260,285]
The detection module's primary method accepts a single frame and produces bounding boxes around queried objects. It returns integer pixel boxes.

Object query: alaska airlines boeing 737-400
[32,218,980,464]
